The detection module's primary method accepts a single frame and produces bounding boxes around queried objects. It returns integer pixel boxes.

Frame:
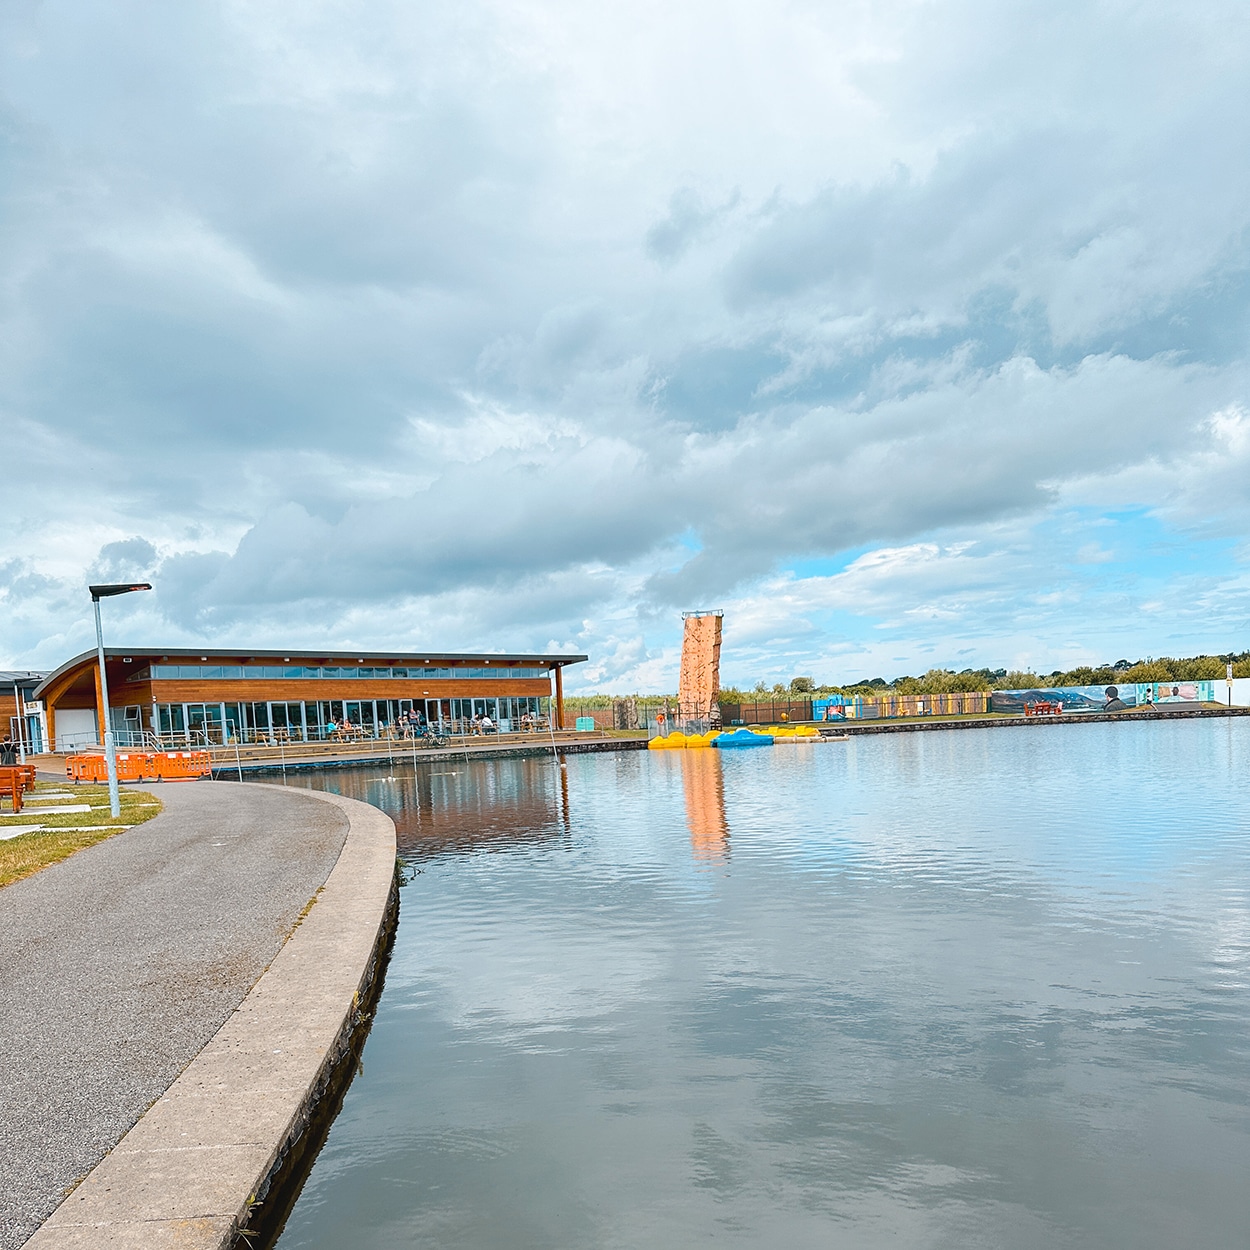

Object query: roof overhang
[33,648,589,702]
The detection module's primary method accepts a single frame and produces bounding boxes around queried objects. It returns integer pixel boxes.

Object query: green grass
[0,781,163,890]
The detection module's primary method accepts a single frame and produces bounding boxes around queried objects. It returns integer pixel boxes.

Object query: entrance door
[158,704,186,741]
[247,703,270,743]
[269,702,306,742]
[186,703,224,745]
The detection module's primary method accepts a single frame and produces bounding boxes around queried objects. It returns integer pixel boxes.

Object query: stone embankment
[0,780,396,1250]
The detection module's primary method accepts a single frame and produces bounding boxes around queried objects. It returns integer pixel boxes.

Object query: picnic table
[1024,700,1064,717]
[0,764,36,813]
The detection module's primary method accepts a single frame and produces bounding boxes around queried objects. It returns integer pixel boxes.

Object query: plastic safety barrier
[153,751,212,780]
[67,751,212,783]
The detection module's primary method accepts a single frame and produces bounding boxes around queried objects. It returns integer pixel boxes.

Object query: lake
[272,719,1250,1248]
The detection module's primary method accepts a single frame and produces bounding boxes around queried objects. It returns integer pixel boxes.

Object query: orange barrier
[67,755,114,783]
[66,751,212,783]
[67,753,146,782]
[153,751,212,780]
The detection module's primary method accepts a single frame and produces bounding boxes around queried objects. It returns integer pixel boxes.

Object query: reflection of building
[681,748,728,862]
[33,648,586,751]
[678,610,723,729]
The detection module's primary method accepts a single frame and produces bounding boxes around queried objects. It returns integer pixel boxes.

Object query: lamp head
[89,583,152,601]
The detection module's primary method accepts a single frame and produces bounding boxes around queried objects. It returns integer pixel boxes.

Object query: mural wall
[990,682,1216,714]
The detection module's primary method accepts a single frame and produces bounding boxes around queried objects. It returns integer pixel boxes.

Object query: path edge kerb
[24,786,399,1250]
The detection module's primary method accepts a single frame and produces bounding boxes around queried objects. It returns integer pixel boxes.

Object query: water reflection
[283,756,569,859]
[680,748,728,863]
[274,721,1250,1250]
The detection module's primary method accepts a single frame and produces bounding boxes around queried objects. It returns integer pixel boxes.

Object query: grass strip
[0,781,164,890]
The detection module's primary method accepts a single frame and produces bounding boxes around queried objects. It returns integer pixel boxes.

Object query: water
[273,720,1250,1249]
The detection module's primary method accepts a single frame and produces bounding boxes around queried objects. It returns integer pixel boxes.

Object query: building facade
[2,671,50,754]
[33,648,586,751]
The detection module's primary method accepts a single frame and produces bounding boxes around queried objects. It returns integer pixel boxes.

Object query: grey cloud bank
[2,0,1249,689]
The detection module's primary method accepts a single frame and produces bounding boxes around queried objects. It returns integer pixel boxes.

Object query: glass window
[139,660,554,682]
[186,702,225,744]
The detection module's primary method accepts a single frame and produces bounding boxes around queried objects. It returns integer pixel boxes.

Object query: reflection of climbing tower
[678,610,724,730]
[681,748,728,863]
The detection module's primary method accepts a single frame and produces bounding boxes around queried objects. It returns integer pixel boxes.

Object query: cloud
[646,187,738,265]
[89,537,159,584]
[2,0,1250,686]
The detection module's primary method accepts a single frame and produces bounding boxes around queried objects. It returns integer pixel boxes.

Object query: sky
[2,0,1250,692]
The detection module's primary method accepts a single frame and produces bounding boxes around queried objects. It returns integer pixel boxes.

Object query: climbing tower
[677,610,724,730]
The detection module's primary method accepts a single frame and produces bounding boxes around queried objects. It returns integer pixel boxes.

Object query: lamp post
[89,582,152,819]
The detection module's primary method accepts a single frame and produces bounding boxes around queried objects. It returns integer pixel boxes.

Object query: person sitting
[481,714,494,734]
[1103,686,1128,713]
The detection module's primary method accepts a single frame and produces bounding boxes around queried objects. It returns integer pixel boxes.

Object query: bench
[0,764,36,813]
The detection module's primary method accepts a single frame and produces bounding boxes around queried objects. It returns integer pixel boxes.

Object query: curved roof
[34,647,587,702]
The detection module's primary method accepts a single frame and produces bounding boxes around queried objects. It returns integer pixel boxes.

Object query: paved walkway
[0,781,349,1250]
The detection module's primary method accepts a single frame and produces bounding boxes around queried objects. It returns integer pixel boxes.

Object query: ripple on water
[276,719,1250,1250]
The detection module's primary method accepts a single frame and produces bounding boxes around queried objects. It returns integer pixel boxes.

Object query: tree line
[561,649,1250,708]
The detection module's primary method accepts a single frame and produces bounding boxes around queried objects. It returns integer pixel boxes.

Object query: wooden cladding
[138,677,552,703]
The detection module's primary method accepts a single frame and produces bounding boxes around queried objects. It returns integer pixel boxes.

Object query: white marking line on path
[7,804,93,814]
[0,824,134,840]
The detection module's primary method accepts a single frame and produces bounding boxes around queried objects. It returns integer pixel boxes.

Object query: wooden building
[33,648,586,751]
[2,670,50,754]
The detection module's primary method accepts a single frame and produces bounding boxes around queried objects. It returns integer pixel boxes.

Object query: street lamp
[89,583,152,819]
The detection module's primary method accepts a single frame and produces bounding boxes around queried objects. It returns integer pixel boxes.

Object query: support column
[94,661,107,746]
[554,664,565,730]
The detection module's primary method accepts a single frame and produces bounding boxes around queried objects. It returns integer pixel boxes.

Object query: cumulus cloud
[2,0,1250,684]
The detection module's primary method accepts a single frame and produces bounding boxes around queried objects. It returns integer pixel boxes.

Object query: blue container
[713,729,774,748]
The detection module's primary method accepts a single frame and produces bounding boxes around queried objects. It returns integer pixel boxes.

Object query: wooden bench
[0,764,35,813]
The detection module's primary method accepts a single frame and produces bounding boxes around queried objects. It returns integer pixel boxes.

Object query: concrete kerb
[23,786,399,1250]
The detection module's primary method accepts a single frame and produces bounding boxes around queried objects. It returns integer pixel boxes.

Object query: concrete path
[0,781,350,1250]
